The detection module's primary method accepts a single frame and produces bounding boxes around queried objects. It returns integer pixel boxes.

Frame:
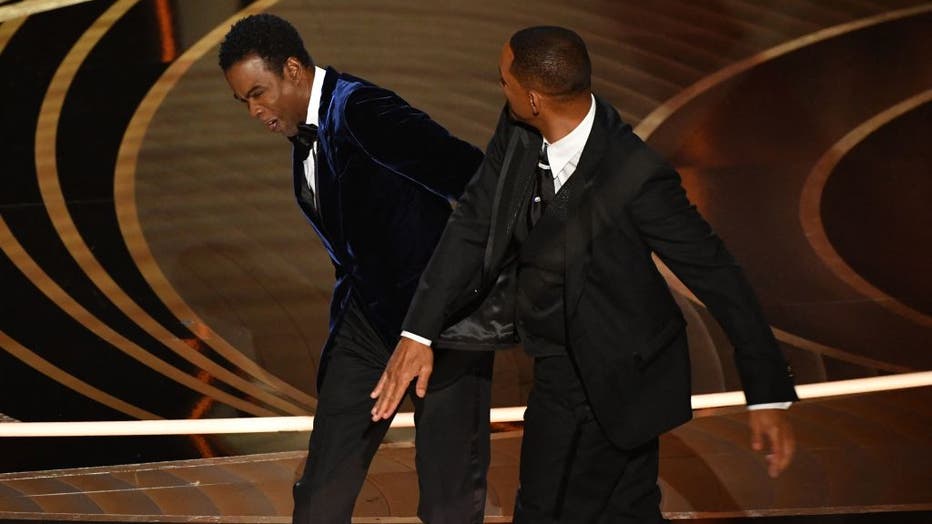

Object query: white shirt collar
[305,66,327,126]
[544,94,596,178]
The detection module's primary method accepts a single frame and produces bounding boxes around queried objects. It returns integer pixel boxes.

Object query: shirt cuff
[400,331,433,347]
[747,401,792,410]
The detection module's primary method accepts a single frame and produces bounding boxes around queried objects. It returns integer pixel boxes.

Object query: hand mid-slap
[370,337,434,421]
[749,408,796,478]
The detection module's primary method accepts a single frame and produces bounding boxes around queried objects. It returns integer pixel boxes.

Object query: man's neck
[538,93,592,143]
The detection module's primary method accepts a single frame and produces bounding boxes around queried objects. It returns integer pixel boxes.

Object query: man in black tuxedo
[372,26,798,522]
[219,14,494,524]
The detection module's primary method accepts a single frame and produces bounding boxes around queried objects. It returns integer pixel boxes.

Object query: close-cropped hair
[218,13,314,74]
[509,26,591,98]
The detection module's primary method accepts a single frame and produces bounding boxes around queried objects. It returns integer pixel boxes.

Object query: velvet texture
[293,68,484,385]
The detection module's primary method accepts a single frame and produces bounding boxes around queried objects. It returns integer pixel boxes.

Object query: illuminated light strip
[800,89,932,328]
[0,329,159,420]
[30,0,308,416]
[2,372,929,437]
[0,215,275,417]
[111,0,318,412]
[0,0,92,22]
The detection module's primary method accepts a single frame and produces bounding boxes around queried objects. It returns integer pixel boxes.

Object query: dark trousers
[514,356,667,524]
[292,300,493,524]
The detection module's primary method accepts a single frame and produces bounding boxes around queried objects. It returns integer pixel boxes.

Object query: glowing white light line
[2,372,930,437]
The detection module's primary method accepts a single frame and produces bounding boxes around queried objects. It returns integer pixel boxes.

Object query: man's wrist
[400,331,432,347]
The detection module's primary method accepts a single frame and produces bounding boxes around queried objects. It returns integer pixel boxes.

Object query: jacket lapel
[485,124,540,274]
[565,97,610,317]
[313,67,341,243]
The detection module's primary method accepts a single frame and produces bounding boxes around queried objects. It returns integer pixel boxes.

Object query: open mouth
[264,118,279,132]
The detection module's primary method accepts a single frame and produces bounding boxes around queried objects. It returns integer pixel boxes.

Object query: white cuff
[747,401,792,410]
[400,331,432,347]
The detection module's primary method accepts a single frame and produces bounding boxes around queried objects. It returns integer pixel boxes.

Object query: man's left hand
[369,338,434,421]
[749,408,796,478]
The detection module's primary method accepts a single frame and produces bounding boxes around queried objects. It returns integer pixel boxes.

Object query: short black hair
[218,14,313,74]
[509,26,591,98]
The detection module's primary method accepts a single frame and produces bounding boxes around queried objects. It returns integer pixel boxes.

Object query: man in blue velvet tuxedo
[372,27,798,522]
[219,14,492,524]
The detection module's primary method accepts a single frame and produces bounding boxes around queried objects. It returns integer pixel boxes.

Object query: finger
[370,372,388,399]
[415,366,432,398]
[777,428,796,474]
[371,379,397,419]
[750,418,764,451]
[375,383,405,420]
[767,427,781,478]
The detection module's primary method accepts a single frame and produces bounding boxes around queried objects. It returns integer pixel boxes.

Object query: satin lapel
[565,101,610,317]
[313,67,342,247]
[292,147,337,258]
[486,126,540,273]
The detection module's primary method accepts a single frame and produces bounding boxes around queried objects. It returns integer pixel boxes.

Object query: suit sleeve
[342,86,483,199]
[400,108,513,340]
[628,164,797,405]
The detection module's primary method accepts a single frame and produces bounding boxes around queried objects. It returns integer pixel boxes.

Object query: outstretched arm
[369,108,514,420]
[628,161,797,475]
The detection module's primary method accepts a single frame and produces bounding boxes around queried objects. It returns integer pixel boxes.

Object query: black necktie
[290,123,319,161]
[528,144,554,227]
[291,123,320,210]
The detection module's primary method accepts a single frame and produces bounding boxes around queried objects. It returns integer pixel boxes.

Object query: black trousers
[292,299,493,524]
[514,356,667,524]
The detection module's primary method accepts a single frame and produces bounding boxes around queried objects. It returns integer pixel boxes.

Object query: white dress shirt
[402,95,788,410]
[301,66,327,196]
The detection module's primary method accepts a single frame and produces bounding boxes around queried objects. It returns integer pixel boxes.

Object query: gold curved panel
[800,89,932,328]
[112,0,319,413]
[0,0,92,23]
[0,216,274,417]
[30,0,308,415]
[0,14,27,52]
[633,6,932,374]
[0,328,159,420]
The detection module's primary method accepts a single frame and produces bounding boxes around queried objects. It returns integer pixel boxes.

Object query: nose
[248,99,263,119]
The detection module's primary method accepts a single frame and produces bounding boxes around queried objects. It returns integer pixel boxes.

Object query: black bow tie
[290,123,318,160]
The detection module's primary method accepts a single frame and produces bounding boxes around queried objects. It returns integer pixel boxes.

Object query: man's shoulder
[329,70,398,109]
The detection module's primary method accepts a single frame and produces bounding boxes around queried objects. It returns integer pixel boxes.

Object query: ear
[528,90,541,116]
[283,57,302,82]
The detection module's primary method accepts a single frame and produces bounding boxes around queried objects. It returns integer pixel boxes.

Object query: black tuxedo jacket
[293,68,483,385]
[404,95,797,448]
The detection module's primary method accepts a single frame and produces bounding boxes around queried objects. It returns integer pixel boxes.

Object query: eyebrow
[232,85,262,103]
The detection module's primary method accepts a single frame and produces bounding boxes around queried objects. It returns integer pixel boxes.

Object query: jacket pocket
[633,314,685,368]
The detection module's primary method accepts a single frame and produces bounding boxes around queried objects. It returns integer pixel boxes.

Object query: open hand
[369,337,434,421]
[749,408,796,478]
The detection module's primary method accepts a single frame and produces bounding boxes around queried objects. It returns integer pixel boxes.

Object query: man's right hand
[369,337,434,421]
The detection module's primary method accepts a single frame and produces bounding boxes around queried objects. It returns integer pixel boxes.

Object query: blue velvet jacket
[293,68,484,369]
